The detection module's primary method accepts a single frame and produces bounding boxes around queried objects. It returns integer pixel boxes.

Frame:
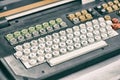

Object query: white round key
[45,53,52,59]
[74,31,80,37]
[73,26,80,31]
[60,36,67,42]
[87,32,93,38]
[30,40,38,46]
[88,38,95,44]
[29,53,37,59]
[59,30,66,36]
[101,33,108,39]
[92,19,99,25]
[15,45,23,51]
[99,28,106,33]
[52,33,59,38]
[106,20,113,25]
[106,25,113,30]
[86,21,92,27]
[29,59,37,66]
[79,24,86,29]
[45,47,52,53]
[74,43,81,49]
[59,42,66,48]
[87,27,94,32]
[93,30,100,35]
[66,39,73,45]
[80,35,87,40]
[66,28,73,34]
[46,41,53,47]
[93,25,100,30]
[14,51,23,58]
[52,44,59,50]
[95,36,101,41]
[52,51,60,57]
[38,43,45,49]
[45,35,52,41]
[100,22,106,27]
[67,46,74,51]
[37,56,45,63]
[81,40,88,46]
[73,37,80,43]
[38,38,45,43]
[81,29,87,34]
[20,55,29,61]
[23,49,31,55]
[60,48,67,54]
[37,50,44,56]
[98,17,105,22]
[53,38,60,44]
[67,34,74,39]
[23,43,31,49]
[31,46,38,52]
[107,31,117,37]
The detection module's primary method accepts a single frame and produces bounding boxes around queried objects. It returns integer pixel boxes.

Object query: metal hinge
[0,17,10,29]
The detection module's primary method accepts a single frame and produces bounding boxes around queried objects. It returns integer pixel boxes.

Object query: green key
[56,18,63,23]
[49,20,56,26]
[42,22,49,28]
[6,34,14,40]
[35,24,43,31]
[28,27,36,33]
[21,29,29,35]
[14,31,21,38]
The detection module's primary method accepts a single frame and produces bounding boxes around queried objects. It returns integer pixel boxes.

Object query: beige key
[114,0,119,4]
[81,10,88,15]
[86,14,93,20]
[68,14,76,20]
[104,15,111,20]
[102,3,108,9]
[106,7,113,13]
[79,15,86,22]
[75,12,81,17]
[112,5,119,10]
[108,2,114,6]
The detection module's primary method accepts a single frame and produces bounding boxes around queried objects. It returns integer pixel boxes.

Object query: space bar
[48,41,108,66]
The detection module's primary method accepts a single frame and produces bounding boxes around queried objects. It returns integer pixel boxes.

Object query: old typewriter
[0,0,120,80]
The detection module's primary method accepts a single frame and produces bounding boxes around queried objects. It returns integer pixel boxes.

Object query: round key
[73,18,80,24]
[46,26,53,32]
[106,7,113,13]
[93,25,100,30]
[23,49,31,55]
[81,40,88,46]
[52,51,60,57]
[59,30,66,36]
[101,33,108,39]
[29,53,37,59]
[59,42,66,48]
[102,3,108,9]
[35,24,43,31]
[66,39,73,45]
[52,44,59,50]
[14,31,21,38]
[60,22,68,27]
[52,33,59,38]
[67,46,74,51]
[96,5,102,10]
[45,47,52,53]
[60,48,67,54]
[73,26,80,31]
[17,35,25,42]
[30,40,38,46]
[108,1,114,6]
[53,38,60,44]
[106,25,113,30]
[106,20,113,25]
[56,18,63,23]
[37,50,44,56]
[5,34,14,41]
[39,29,46,34]
[75,12,81,17]
[53,24,60,30]
[31,46,38,52]
[14,51,23,58]
[88,38,95,44]
[95,36,101,41]
[32,31,39,37]
[73,37,80,43]
[87,27,94,32]
[45,53,52,60]
[38,43,45,49]
[80,35,87,40]
[80,29,87,34]
[37,56,45,63]
[67,34,74,39]
[99,28,106,33]
[15,45,23,51]
[23,43,31,49]
[98,17,105,22]
[68,14,75,20]
[92,19,99,25]
[87,32,93,38]
[45,35,52,41]
[93,30,100,35]
[46,41,53,47]
[81,9,88,15]
[9,38,18,45]
[100,22,106,27]
[66,28,73,34]
[74,43,81,49]
[79,24,86,29]
[29,59,37,66]
[25,33,32,39]
[74,31,80,37]
[38,38,45,43]
[20,55,29,61]
[60,36,67,42]
[86,21,92,27]
[104,15,111,20]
